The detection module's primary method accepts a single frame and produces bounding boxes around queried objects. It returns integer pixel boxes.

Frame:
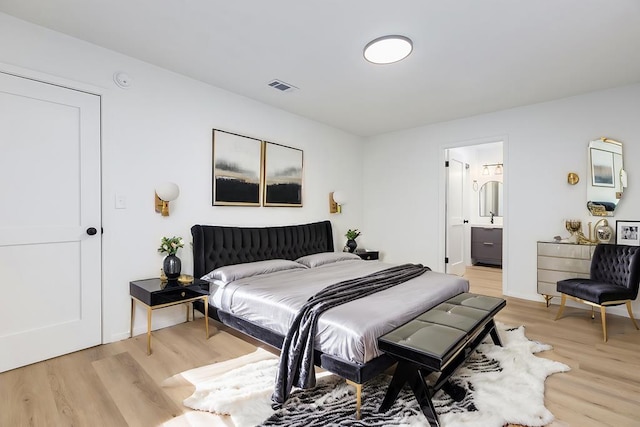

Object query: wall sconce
[155,182,180,216]
[567,172,579,185]
[329,191,346,214]
[482,163,503,175]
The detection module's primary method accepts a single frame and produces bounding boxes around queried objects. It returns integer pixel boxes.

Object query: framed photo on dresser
[616,220,640,246]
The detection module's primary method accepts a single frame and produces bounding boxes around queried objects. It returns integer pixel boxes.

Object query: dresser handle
[483,242,494,246]
[181,291,186,297]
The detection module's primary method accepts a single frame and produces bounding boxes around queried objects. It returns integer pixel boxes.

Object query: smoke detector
[267,79,298,93]
[113,72,133,89]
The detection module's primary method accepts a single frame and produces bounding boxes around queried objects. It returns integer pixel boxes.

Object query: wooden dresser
[537,241,595,306]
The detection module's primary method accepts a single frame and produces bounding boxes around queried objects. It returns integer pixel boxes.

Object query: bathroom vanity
[471,226,503,267]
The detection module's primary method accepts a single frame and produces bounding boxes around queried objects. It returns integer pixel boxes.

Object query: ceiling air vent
[267,79,298,93]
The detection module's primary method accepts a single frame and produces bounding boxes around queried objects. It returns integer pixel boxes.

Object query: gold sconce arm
[154,182,180,217]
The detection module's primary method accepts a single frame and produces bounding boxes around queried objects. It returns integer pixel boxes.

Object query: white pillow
[295,252,362,268]
[200,259,307,284]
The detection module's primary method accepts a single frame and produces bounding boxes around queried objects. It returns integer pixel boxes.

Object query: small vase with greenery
[344,229,360,253]
[158,236,184,280]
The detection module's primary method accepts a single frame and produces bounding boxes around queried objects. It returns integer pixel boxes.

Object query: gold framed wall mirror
[587,137,626,217]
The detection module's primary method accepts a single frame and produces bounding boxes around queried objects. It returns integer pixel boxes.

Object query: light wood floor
[2,266,639,427]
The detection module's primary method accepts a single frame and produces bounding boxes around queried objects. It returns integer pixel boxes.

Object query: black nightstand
[130,278,210,355]
[356,251,379,260]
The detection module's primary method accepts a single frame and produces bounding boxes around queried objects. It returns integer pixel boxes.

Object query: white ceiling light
[363,35,413,64]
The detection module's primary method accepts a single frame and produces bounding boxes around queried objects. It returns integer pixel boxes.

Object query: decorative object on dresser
[158,236,185,280]
[616,220,640,246]
[537,241,595,307]
[594,218,613,243]
[565,218,613,245]
[564,219,582,243]
[555,244,640,341]
[471,227,502,267]
[129,278,210,355]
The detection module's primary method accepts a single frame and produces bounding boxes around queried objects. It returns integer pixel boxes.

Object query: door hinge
[445,161,449,167]
[445,257,449,264]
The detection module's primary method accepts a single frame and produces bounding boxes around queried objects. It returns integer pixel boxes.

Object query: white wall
[363,83,640,318]
[0,13,365,342]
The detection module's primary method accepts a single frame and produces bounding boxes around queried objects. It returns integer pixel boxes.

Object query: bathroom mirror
[479,181,503,217]
[587,137,625,216]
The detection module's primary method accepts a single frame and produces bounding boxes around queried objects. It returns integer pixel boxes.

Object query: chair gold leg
[555,294,567,320]
[626,301,640,330]
[346,380,362,419]
[600,306,607,342]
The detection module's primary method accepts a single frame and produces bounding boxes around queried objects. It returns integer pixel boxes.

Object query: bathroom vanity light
[482,163,503,175]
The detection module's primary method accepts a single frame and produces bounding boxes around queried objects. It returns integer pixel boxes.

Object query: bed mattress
[209,259,469,364]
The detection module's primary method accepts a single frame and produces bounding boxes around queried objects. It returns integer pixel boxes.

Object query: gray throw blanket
[271,263,430,405]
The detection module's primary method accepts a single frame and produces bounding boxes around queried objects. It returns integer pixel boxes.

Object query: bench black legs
[379,361,440,426]
[379,319,503,427]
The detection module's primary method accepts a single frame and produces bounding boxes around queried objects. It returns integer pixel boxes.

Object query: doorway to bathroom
[445,140,505,281]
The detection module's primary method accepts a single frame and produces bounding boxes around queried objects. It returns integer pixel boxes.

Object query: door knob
[86,227,97,236]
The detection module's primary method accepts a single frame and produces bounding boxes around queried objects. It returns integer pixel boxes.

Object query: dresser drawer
[536,241,595,300]
[537,242,594,259]
[537,255,591,274]
[538,269,590,284]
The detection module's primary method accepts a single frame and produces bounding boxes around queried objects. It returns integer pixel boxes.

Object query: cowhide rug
[162,324,569,427]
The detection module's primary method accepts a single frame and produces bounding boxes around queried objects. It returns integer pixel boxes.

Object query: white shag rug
[162,324,569,427]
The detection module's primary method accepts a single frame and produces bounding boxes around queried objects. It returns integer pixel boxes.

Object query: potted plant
[345,229,361,253]
[158,236,185,280]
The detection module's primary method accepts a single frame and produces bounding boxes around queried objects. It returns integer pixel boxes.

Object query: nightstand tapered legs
[147,307,153,355]
[130,294,210,355]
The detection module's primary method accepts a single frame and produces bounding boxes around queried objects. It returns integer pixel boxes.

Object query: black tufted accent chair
[555,244,640,341]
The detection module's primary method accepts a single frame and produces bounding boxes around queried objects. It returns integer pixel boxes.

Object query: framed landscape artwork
[263,142,303,207]
[212,130,263,206]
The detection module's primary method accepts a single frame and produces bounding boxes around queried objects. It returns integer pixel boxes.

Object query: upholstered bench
[378,292,506,427]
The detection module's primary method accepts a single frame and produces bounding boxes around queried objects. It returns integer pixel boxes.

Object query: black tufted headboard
[191,220,334,278]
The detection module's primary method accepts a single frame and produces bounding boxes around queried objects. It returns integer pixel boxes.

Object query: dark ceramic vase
[346,239,357,253]
[163,254,181,279]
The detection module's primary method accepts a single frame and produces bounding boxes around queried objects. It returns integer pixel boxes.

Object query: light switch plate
[115,194,127,209]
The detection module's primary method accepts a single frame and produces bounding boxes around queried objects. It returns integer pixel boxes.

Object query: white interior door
[446,156,466,276]
[0,72,101,372]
